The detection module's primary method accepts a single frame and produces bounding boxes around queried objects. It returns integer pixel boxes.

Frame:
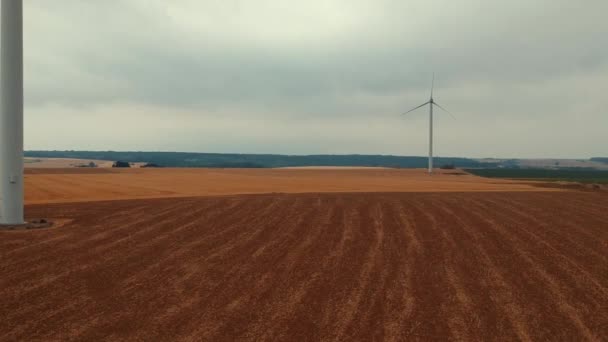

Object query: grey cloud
[21,0,608,157]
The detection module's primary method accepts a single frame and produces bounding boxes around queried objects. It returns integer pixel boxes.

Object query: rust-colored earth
[2,169,607,341]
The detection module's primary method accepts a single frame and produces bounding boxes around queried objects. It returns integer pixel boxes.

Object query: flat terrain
[466,168,608,185]
[516,158,608,170]
[25,157,117,168]
[1,192,607,341]
[24,168,557,204]
[1,169,606,341]
[476,158,608,170]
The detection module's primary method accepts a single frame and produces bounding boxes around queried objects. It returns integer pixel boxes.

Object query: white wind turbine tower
[0,0,24,225]
[403,74,453,174]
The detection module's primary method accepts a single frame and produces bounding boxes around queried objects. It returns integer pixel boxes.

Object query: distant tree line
[112,161,131,168]
[24,150,488,169]
[591,157,608,164]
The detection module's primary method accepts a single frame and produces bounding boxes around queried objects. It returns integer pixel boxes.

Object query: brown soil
[1,191,607,341]
[0,219,53,231]
[24,168,559,204]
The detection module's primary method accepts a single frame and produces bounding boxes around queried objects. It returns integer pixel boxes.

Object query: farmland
[1,169,607,341]
[22,167,558,205]
[466,168,608,184]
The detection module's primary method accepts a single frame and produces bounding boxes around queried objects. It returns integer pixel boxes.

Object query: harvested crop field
[2,191,607,341]
[23,167,558,204]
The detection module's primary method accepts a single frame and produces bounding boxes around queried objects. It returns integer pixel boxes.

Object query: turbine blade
[431,72,435,98]
[403,101,430,115]
[433,101,456,119]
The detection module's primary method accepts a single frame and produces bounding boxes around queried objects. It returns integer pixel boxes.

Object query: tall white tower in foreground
[0,0,24,225]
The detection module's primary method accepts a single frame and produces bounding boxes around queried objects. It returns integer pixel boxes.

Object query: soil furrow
[2,191,607,341]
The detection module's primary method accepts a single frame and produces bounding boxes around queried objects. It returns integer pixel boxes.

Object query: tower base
[0,219,53,230]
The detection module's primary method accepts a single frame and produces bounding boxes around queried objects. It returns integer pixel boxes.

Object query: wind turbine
[0,0,24,225]
[403,74,453,174]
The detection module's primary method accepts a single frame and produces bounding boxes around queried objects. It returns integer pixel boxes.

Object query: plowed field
[2,191,607,341]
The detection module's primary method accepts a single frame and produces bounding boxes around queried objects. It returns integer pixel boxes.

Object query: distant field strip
[467,168,608,184]
[1,192,606,341]
[23,168,559,204]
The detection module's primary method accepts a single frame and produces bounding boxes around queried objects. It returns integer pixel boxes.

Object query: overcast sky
[20,0,608,158]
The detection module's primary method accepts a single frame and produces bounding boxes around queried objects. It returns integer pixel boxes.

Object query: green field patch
[465,168,608,184]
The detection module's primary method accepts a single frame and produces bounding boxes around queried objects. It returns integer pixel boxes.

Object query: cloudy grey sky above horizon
[22,0,607,158]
